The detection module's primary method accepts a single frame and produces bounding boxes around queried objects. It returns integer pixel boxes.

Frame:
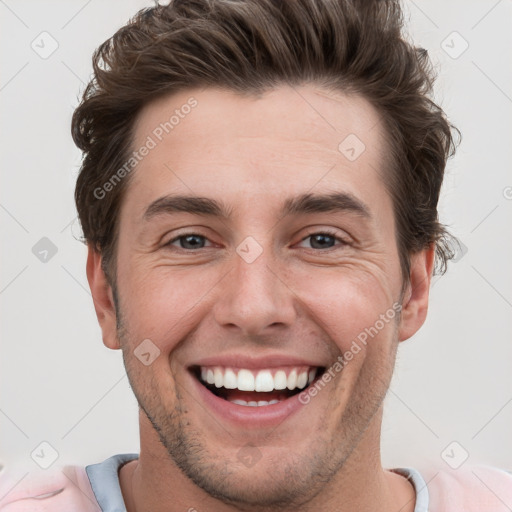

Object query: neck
[120,409,416,512]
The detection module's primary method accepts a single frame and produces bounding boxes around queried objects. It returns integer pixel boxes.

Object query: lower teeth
[230,399,281,407]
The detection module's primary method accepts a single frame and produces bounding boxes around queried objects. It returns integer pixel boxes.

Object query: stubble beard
[113,288,400,510]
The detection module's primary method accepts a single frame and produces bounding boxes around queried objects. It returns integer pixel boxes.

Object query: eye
[166,233,212,250]
[297,231,348,250]
[164,230,348,252]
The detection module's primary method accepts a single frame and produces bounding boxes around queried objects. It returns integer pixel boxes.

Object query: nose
[212,243,297,338]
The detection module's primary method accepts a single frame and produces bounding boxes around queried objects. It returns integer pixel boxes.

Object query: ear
[86,244,120,350]
[398,244,436,342]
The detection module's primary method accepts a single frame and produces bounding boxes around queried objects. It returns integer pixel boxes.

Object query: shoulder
[0,465,100,511]
[422,464,512,512]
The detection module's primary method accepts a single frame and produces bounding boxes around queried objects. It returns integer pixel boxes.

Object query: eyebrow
[143,191,371,221]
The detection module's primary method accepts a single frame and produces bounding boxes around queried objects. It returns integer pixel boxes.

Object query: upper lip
[189,353,328,370]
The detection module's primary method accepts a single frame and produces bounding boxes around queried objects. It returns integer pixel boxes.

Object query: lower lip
[189,371,309,429]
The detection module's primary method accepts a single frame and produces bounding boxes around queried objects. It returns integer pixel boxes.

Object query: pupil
[311,234,334,249]
[181,235,204,249]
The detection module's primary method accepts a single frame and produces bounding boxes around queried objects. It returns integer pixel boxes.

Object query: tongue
[221,389,291,402]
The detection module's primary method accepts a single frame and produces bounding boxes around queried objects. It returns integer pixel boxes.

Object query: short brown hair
[72,0,459,286]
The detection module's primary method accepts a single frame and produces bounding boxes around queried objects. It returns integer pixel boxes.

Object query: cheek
[116,261,223,352]
[293,267,398,354]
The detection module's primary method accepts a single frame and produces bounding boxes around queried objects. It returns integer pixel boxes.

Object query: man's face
[93,85,428,507]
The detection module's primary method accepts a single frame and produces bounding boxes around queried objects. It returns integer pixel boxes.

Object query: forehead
[125,84,389,221]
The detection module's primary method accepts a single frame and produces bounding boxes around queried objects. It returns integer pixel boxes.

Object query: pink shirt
[1,454,511,511]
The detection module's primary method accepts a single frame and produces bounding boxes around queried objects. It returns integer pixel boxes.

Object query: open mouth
[190,365,326,407]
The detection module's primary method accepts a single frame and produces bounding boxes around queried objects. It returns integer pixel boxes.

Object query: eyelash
[165,229,349,251]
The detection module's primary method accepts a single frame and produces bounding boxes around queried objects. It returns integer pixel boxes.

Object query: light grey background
[1,0,511,477]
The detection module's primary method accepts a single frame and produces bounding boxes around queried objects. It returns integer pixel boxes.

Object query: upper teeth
[200,367,317,391]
